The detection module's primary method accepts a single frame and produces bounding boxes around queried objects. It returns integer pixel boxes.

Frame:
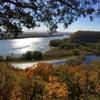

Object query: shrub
[0,64,17,99]
[23,51,43,61]
[23,51,33,61]
[32,51,43,60]
[20,77,45,100]
[0,61,100,100]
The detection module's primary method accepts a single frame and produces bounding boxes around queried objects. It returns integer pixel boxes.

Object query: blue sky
[65,16,100,32]
[23,16,100,32]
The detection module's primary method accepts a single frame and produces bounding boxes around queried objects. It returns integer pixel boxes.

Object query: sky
[66,16,100,32]
[23,16,100,33]
[21,0,100,33]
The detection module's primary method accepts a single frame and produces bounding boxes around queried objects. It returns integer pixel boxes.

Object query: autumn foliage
[0,62,100,100]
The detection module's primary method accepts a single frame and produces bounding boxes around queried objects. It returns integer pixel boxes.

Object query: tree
[23,51,33,61]
[32,51,43,60]
[0,0,100,37]
[23,51,43,61]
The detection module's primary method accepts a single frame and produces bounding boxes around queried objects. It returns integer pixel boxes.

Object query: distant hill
[18,32,71,38]
[0,32,72,40]
[69,31,100,43]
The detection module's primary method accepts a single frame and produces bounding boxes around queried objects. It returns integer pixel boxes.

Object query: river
[11,55,100,69]
[11,59,68,69]
[0,34,69,56]
[1,34,100,69]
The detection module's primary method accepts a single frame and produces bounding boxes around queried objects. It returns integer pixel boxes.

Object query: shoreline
[11,56,77,69]
[0,33,72,40]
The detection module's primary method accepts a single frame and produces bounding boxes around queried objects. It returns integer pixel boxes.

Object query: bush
[20,77,45,100]
[0,61,100,100]
[23,51,43,61]
[49,39,62,47]
[0,64,17,99]
[23,51,33,61]
[32,51,43,60]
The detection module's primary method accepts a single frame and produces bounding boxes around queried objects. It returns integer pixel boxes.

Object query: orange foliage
[44,76,68,100]
[26,63,54,79]
[10,86,21,100]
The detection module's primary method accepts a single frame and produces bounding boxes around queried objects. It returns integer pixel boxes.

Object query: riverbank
[11,55,100,69]
[11,57,77,69]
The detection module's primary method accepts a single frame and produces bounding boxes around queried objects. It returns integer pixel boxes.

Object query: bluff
[69,31,100,43]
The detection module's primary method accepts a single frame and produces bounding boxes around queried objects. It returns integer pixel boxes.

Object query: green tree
[23,51,33,61]
[32,51,43,60]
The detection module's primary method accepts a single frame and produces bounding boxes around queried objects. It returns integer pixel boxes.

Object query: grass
[44,48,75,60]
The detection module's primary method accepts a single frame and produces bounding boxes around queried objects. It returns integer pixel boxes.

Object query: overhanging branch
[4,0,37,10]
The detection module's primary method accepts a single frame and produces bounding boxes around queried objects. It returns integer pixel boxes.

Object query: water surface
[11,56,100,69]
[0,35,68,56]
[83,55,100,64]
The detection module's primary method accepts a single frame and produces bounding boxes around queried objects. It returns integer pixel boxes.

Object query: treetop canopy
[0,0,100,37]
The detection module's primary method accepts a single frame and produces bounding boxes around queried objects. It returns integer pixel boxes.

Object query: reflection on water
[12,59,67,69]
[12,55,100,69]
[83,55,100,64]
[0,35,67,56]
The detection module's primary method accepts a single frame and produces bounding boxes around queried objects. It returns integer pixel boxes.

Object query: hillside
[69,31,100,43]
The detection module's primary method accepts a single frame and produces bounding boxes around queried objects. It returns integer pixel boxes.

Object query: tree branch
[4,0,37,10]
